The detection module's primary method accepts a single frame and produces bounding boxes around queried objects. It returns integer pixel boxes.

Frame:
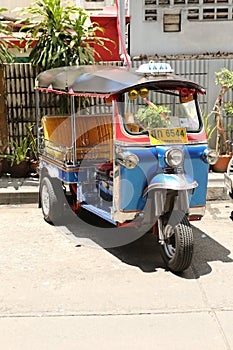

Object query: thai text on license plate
[150,128,188,145]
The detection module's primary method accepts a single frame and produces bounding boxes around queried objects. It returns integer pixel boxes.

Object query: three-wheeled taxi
[36,62,219,273]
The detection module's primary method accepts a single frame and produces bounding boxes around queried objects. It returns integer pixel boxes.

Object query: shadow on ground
[54,207,233,279]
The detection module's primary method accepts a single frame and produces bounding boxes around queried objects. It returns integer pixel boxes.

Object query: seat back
[41,114,113,161]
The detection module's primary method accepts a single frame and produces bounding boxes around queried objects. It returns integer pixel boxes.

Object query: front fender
[143,173,198,197]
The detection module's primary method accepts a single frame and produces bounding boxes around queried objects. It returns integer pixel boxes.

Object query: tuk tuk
[35,62,219,273]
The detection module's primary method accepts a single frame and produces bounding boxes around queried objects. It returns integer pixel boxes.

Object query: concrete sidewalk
[0,201,233,349]
[0,172,229,204]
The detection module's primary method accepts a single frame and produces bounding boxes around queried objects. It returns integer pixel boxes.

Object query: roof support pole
[35,90,40,154]
[71,95,76,165]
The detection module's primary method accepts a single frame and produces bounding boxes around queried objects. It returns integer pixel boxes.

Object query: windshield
[120,89,201,134]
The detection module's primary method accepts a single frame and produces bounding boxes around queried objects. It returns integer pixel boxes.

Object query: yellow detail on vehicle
[150,128,188,145]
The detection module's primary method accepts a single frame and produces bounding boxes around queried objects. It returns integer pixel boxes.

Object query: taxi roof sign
[136,61,173,75]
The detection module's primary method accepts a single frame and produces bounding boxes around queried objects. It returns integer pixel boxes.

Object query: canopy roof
[35,65,205,97]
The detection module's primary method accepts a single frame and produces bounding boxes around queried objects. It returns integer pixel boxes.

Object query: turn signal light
[128,89,138,99]
[203,149,219,165]
[140,88,149,98]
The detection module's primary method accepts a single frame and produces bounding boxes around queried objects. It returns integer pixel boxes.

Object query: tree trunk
[0,64,8,153]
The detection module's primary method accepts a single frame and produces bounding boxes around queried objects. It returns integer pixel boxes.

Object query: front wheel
[159,210,193,273]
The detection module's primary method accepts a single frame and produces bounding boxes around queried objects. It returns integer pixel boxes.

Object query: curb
[0,177,39,205]
[0,173,229,205]
[206,172,229,201]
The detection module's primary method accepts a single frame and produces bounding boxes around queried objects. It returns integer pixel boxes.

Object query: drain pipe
[116,0,131,68]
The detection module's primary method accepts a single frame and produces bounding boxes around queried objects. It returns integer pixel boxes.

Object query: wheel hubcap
[164,225,176,259]
[41,184,50,216]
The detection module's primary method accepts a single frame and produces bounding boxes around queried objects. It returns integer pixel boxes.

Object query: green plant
[215,68,233,91]
[223,101,233,135]
[0,8,16,63]
[0,8,19,154]
[9,138,30,165]
[25,124,39,160]
[0,138,30,165]
[18,0,113,70]
[203,111,217,142]
[214,68,233,154]
[136,105,170,129]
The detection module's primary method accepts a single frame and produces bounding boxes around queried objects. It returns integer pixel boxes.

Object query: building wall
[1,0,110,16]
[76,0,112,10]
[129,0,233,56]
[1,0,33,16]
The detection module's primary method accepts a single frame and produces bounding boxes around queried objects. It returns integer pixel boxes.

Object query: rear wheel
[40,176,64,224]
[159,210,193,273]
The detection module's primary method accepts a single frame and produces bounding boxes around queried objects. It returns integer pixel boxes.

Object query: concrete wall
[129,1,233,57]
[1,0,33,16]
[1,1,110,16]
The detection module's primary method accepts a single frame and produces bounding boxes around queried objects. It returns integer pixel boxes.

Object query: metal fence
[4,63,37,145]
[4,58,233,145]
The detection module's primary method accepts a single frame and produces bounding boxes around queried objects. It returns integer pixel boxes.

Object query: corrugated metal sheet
[3,58,233,143]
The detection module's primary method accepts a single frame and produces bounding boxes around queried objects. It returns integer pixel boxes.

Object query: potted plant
[0,124,40,178]
[0,156,9,176]
[7,138,30,178]
[211,68,233,172]
[135,104,171,130]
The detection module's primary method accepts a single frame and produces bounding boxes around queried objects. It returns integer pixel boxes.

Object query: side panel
[184,145,209,207]
[39,157,87,183]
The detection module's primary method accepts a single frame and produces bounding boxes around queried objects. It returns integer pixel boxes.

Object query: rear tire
[159,210,193,273]
[40,176,64,224]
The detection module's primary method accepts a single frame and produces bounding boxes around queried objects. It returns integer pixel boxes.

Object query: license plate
[224,173,233,192]
[150,128,188,145]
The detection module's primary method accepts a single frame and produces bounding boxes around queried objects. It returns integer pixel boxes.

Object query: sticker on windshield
[150,128,188,145]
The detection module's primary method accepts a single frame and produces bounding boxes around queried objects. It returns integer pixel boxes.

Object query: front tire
[40,176,64,224]
[159,210,193,273]
[227,157,233,199]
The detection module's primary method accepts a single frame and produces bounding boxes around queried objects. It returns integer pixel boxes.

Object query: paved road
[0,201,233,349]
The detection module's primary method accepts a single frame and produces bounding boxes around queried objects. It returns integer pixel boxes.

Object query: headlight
[165,148,184,167]
[203,149,219,165]
[116,152,139,169]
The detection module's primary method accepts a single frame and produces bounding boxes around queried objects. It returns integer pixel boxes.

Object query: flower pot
[9,160,30,178]
[212,154,232,173]
[0,158,10,176]
[29,159,39,175]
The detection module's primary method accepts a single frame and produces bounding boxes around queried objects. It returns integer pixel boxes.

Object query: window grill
[145,9,157,21]
[187,8,199,20]
[163,13,181,32]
